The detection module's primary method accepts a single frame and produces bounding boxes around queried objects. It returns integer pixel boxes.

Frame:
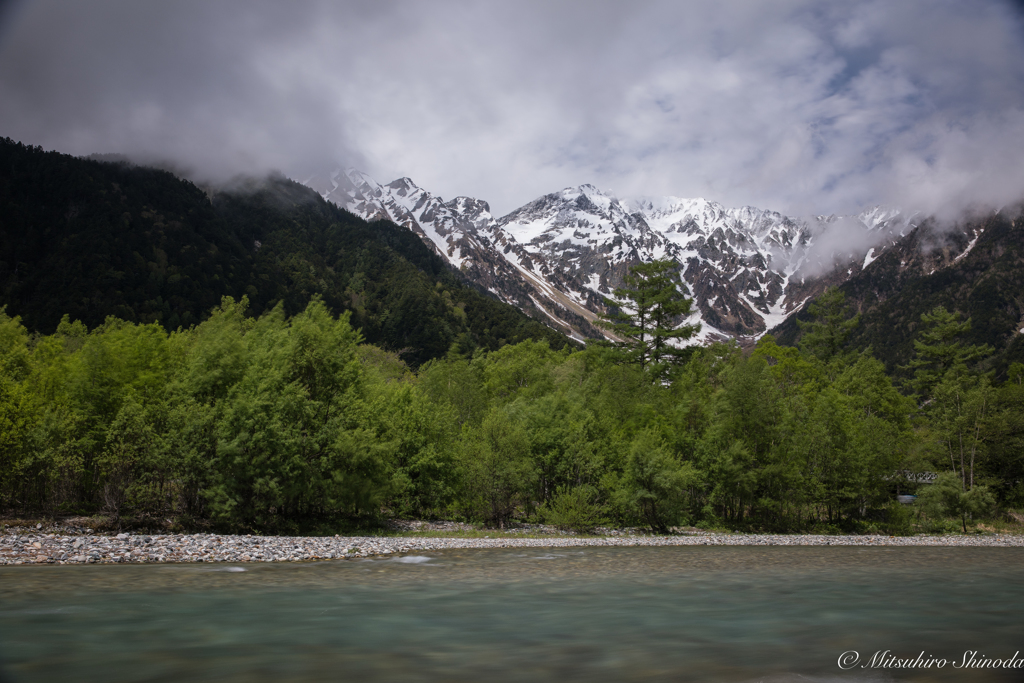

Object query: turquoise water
[1,546,1022,682]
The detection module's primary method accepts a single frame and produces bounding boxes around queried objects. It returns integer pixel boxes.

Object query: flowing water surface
[0,545,1022,682]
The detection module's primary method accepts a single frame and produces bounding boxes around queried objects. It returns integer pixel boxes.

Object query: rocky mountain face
[773,209,1024,375]
[302,169,921,344]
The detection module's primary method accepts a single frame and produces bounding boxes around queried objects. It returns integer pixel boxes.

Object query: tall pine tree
[797,287,860,363]
[596,259,700,379]
[905,306,991,401]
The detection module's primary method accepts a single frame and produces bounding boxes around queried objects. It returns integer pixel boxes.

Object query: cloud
[0,1,371,181]
[1,0,1023,219]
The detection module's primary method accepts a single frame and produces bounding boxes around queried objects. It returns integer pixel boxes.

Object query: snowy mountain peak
[300,168,916,345]
[385,177,420,195]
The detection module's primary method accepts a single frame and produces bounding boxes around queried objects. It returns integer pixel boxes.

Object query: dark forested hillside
[0,138,570,365]
[772,211,1024,377]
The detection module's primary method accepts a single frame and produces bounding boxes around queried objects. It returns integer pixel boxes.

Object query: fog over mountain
[2,1,1024,234]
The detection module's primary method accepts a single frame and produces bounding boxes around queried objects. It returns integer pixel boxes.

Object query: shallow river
[1,546,1022,682]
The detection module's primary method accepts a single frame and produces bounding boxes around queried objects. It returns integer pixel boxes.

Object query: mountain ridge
[302,168,919,344]
[772,209,1024,377]
[0,138,573,366]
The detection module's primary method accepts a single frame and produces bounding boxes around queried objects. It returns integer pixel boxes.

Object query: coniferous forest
[2,138,1023,535]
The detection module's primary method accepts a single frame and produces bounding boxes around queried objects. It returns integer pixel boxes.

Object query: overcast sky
[1,0,1023,219]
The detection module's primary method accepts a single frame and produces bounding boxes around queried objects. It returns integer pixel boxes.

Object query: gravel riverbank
[2,525,1022,565]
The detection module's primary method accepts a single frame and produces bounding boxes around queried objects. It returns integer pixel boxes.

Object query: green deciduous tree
[98,393,157,520]
[615,430,698,533]
[458,407,537,528]
[917,471,996,533]
[985,364,1024,505]
[206,299,386,530]
[364,380,458,518]
[930,373,994,491]
[542,485,606,534]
